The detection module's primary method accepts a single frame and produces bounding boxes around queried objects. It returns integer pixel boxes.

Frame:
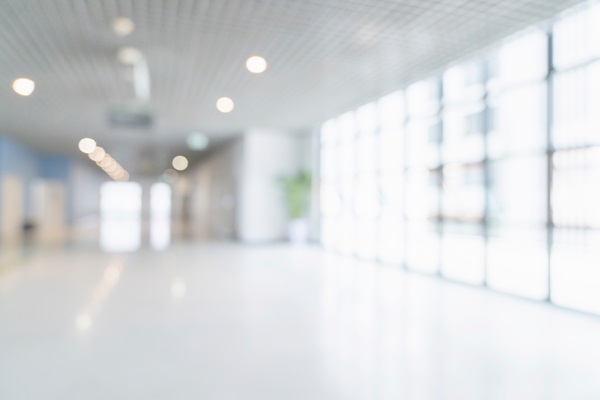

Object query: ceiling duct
[107,104,153,129]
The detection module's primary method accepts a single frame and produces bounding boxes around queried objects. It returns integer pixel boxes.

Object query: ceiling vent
[108,104,153,129]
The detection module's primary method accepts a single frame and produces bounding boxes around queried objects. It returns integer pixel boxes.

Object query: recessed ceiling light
[216,97,234,113]
[112,17,135,37]
[12,78,35,96]
[117,47,143,65]
[187,133,209,151]
[172,155,189,171]
[78,138,97,154]
[246,56,267,73]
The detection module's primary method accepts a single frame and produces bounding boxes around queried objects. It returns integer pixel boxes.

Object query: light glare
[216,97,234,113]
[75,314,92,331]
[246,56,268,73]
[78,138,97,154]
[172,156,189,171]
[12,78,35,96]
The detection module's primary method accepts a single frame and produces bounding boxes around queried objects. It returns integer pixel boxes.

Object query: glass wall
[318,1,600,315]
[550,2,600,315]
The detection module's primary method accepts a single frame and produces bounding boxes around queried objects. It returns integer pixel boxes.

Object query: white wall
[237,129,312,243]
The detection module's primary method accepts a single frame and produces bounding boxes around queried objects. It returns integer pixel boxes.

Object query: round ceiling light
[246,56,267,73]
[112,17,135,37]
[12,78,35,96]
[187,133,209,151]
[78,138,97,154]
[172,155,189,171]
[216,97,234,113]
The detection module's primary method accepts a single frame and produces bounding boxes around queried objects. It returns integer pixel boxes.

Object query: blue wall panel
[0,134,75,227]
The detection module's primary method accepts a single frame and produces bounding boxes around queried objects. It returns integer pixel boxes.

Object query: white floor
[1,242,600,399]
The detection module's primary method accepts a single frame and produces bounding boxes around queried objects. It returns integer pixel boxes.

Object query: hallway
[1,243,599,399]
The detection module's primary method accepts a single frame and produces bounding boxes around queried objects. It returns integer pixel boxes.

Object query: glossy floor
[1,242,599,399]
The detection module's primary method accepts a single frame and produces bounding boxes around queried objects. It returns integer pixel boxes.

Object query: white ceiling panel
[0,0,583,157]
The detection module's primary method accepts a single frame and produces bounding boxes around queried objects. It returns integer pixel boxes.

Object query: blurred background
[2,0,600,398]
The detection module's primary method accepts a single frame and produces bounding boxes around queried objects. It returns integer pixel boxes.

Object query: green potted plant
[277,170,311,244]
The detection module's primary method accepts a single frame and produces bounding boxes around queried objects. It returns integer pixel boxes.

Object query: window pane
[321,217,338,251]
[488,226,548,299]
[405,221,440,274]
[552,147,600,228]
[379,90,405,130]
[356,102,379,134]
[552,62,600,149]
[320,145,339,180]
[378,207,403,264]
[407,78,440,117]
[320,184,341,218]
[489,156,547,225]
[441,222,485,284]
[488,83,547,158]
[336,174,355,255]
[442,103,485,163]
[553,3,600,70]
[321,119,338,145]
[551,228,600,314]
[378,174,403,264]
[406,118,440,168]
[339,133,355,178]
[405,168,440,221]
[443,60,485,104]
[356,134,377,173]
[380,130,403,172]
[442,163,485,222]
[488,29,548,91]
[338,111,356,137]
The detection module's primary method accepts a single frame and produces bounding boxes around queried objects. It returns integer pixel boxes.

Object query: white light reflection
[74,258,124,332]
[171,278,186,299]
[75,314,92,331]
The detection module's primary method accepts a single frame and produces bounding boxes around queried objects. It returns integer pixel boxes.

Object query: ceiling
[0,0,582,163]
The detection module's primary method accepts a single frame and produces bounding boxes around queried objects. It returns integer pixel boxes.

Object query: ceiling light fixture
[216,97,234,113]
[112,17,135,37]
[78,140,129,181]
[246,56,267,73]
[187,133,209,151]
[78,138,97,154]
[12,78,35,96]
[172,155,189,171]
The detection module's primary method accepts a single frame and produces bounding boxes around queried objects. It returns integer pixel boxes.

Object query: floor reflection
[100,216,142,253]
[74,257,124,332]
[150,216,171,251]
